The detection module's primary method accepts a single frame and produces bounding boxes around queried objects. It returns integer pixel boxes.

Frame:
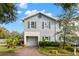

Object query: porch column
[24,33,27,46]
[38,35,40,47]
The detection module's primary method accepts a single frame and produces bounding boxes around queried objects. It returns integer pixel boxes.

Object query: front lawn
[0,46,16,52]
[38,47,79,56]
[0,45,21,56]
[38,41,79,56]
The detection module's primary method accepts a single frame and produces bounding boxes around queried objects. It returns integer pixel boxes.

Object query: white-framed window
[42,36,50,41]
[42,21,50,29]
[28,21,36,29]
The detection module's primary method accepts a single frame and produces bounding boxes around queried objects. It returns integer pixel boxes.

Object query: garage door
[27,36,38,47]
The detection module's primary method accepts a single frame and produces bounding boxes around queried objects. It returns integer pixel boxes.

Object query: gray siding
[24,14,59,41]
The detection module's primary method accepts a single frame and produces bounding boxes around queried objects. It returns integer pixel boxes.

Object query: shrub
[77,48,79,52]
[51,42,60,47]
[6,38,13,48]
[65,45,74,52]
[6,37,20,48]
[39,41,47,47]
[49,50,58,54]
[18,39,24,46]
[59,42,72,49]
[39,41,60,47]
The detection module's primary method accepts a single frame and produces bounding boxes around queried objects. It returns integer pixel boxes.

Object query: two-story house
[23,12,60,47]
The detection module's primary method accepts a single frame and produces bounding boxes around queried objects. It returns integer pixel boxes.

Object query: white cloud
[23,9,61,20]
[19,3,28,8]
[40,10,52,16]
[41,10,46,13]
[25,9,53,17]
[45,12,52,17]
[25,10,31,15]
[25,10,38,15]
[17,11,22,14]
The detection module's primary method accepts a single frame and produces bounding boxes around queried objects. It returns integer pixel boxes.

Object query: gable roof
[22,12,59,22]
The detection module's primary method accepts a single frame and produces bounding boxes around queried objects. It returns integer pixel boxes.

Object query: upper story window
[31,22,35,28]
[27,21,36,29]
[42,21,50,29]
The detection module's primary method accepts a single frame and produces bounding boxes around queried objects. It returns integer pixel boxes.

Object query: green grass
[38,47,75,56]
[0,45,17,53]
[0,45,19,55]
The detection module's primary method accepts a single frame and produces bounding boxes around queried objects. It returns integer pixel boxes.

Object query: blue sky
[1,3,63,33]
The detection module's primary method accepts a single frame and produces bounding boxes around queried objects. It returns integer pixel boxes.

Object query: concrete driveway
[15,47,44,56]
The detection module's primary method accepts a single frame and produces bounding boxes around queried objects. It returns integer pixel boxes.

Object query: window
[31,22,35,28]
[42,21,50,29]
[45,37,50,41]
[28,21,36,29]
[45,22,48,28]
[31,21,36,28]
[42,36,50,41]
[42,37,44,41]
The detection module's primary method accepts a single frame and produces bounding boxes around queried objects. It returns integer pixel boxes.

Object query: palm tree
[0,3,17,24]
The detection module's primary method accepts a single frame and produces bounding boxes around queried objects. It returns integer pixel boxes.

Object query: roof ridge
[22,12,59,21]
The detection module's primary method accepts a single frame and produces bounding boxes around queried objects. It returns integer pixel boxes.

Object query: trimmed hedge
[39,41,60,47]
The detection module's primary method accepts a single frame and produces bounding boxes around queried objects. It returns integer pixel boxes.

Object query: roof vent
[38,13,42,18]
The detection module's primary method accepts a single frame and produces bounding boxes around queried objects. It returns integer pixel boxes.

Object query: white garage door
[27,36,38,47]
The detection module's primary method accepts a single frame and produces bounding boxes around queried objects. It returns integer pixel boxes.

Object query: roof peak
[22,12,59,21]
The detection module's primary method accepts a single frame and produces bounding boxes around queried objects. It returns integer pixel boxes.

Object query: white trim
[24,32,27,45]
[22,12,59,21]
[24,32,40,46]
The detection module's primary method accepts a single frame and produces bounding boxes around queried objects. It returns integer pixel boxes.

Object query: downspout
[22,20,26,46]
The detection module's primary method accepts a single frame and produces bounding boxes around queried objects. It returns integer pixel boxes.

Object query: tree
[54,3,77,12]
[10,31,23,39]
[6,31,24,48]
[0,26,9,39]
[0,26,23,48]
[6,36,20,48]
[6,31,22,48]
[55,3,79,49]
[0,3,17,24]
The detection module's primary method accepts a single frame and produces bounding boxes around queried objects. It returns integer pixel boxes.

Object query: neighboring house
[0,39,6,45]
[23,12,60,47]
